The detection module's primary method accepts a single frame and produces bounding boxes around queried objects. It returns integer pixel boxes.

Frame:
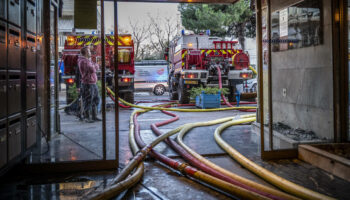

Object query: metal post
[267,0,273,151]
[54,6,60,135]
[256,0,264,155]
[114,0,119,166]
[101,0,107,160]
[43,0,51,141]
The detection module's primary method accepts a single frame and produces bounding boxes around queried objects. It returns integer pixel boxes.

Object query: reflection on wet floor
[1,94,349,200]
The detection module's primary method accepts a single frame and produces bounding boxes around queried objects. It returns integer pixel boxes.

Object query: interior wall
[270,0,334,140]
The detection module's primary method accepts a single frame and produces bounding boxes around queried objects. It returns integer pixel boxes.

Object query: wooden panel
[298,144,350,181]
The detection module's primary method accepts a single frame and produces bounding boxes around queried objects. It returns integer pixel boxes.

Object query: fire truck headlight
[188,43,193,48]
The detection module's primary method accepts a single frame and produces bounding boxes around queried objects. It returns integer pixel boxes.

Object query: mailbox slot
[26,110,36,148]
[8,73,21,115]
[8,115,21,161]
[26,35,36,71]
[0,72,6,119]
[26,73,36,109]
[8,0,21,26]
[0,21,6,69]
[0,119,7,168]
[8,26,21,70]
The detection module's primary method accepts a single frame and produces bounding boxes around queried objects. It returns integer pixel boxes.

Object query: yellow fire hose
[88,110,146,200]
[176,115,300,200]
[214,118,335,200]
[90,109,271,200]
[107,87,256,112]
[249,65,257,75]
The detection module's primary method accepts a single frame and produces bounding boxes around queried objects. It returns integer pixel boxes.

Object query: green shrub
[190,86,228,99]
[67,83,79,100]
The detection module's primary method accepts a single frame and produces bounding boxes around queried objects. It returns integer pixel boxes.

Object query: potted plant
[190,86,228,109]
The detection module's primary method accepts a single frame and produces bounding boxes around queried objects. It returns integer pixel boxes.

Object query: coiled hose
[214,118,336,200]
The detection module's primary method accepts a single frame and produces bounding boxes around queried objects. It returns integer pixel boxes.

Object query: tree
[129,19,149,61]
[178,0,255,50]
[147,14,181,59]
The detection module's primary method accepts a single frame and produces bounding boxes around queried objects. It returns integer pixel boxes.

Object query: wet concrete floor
[0,93,350,199]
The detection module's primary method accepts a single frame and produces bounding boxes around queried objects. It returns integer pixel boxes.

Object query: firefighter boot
[84,111,94,123]
[92,107,102,121]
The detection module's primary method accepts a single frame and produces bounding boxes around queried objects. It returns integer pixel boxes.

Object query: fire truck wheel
[124,92,134,104]
[169,82,178,100]
[228,85,235,102]
[178,81,190,104]
[153,84,166,96]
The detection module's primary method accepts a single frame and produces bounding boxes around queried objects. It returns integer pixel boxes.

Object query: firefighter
[78,46,101,123]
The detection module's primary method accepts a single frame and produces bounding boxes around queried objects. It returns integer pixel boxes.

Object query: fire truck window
[118,49,130,63]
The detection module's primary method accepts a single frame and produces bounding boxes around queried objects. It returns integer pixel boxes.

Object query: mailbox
[26,34,36,71]
[0,71,6,119]
[26,109,36,148]
[8,72,21,115]
[0,20,6,69]
[8,25,21,70]
[8,114,21,161]
[0,118,6,168]
[26,73,36,109]
[26,0,36,33]
[0,0,7,20]
[8,0,21,26]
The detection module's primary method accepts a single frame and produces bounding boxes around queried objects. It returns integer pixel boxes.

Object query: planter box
[195,91,221,109]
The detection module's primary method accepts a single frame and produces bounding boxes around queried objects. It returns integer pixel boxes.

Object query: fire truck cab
[62,34,135,103]
[168,33,253,104]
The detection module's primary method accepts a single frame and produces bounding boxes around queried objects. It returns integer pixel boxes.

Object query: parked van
[134,60,169,95]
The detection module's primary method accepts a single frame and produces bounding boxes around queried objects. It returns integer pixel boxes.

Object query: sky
[104,2,181,33]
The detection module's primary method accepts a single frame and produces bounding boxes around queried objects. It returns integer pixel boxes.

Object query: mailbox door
[0,20,6,69]
[8,73,21,115]
[26,35,36,71]
[8,117,21,161]
[0,119,7,168]
[0,72,6,119]
[8,0,21,26]
[8,26,21,70]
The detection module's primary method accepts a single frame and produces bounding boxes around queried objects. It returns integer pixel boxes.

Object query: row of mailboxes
[1,20,37,71]
[0,111,37,169]
[0,0,37,34]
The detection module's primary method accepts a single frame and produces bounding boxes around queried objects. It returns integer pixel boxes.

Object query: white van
[134,60,169,95]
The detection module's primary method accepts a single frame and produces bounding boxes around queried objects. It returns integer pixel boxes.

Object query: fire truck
[167,33,253,104]
[62,34,135,103]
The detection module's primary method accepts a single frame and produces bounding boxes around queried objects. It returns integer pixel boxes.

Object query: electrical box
[26,73,36,109]
[0,118,7,169]
[26,34,36,71]
[0,20,6,69]
[8,72,21,115]
[26,109,36,148]
[0,71,6,119]
[8,25,21,70]
[8,114,21,161]
[26,0,36,33]
[8,0,21,27]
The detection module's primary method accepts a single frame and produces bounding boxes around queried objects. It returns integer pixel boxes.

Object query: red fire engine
[167,33,253,104]
[62,34,135,103]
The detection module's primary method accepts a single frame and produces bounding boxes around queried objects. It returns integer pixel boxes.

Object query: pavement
[0,91,349,199]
